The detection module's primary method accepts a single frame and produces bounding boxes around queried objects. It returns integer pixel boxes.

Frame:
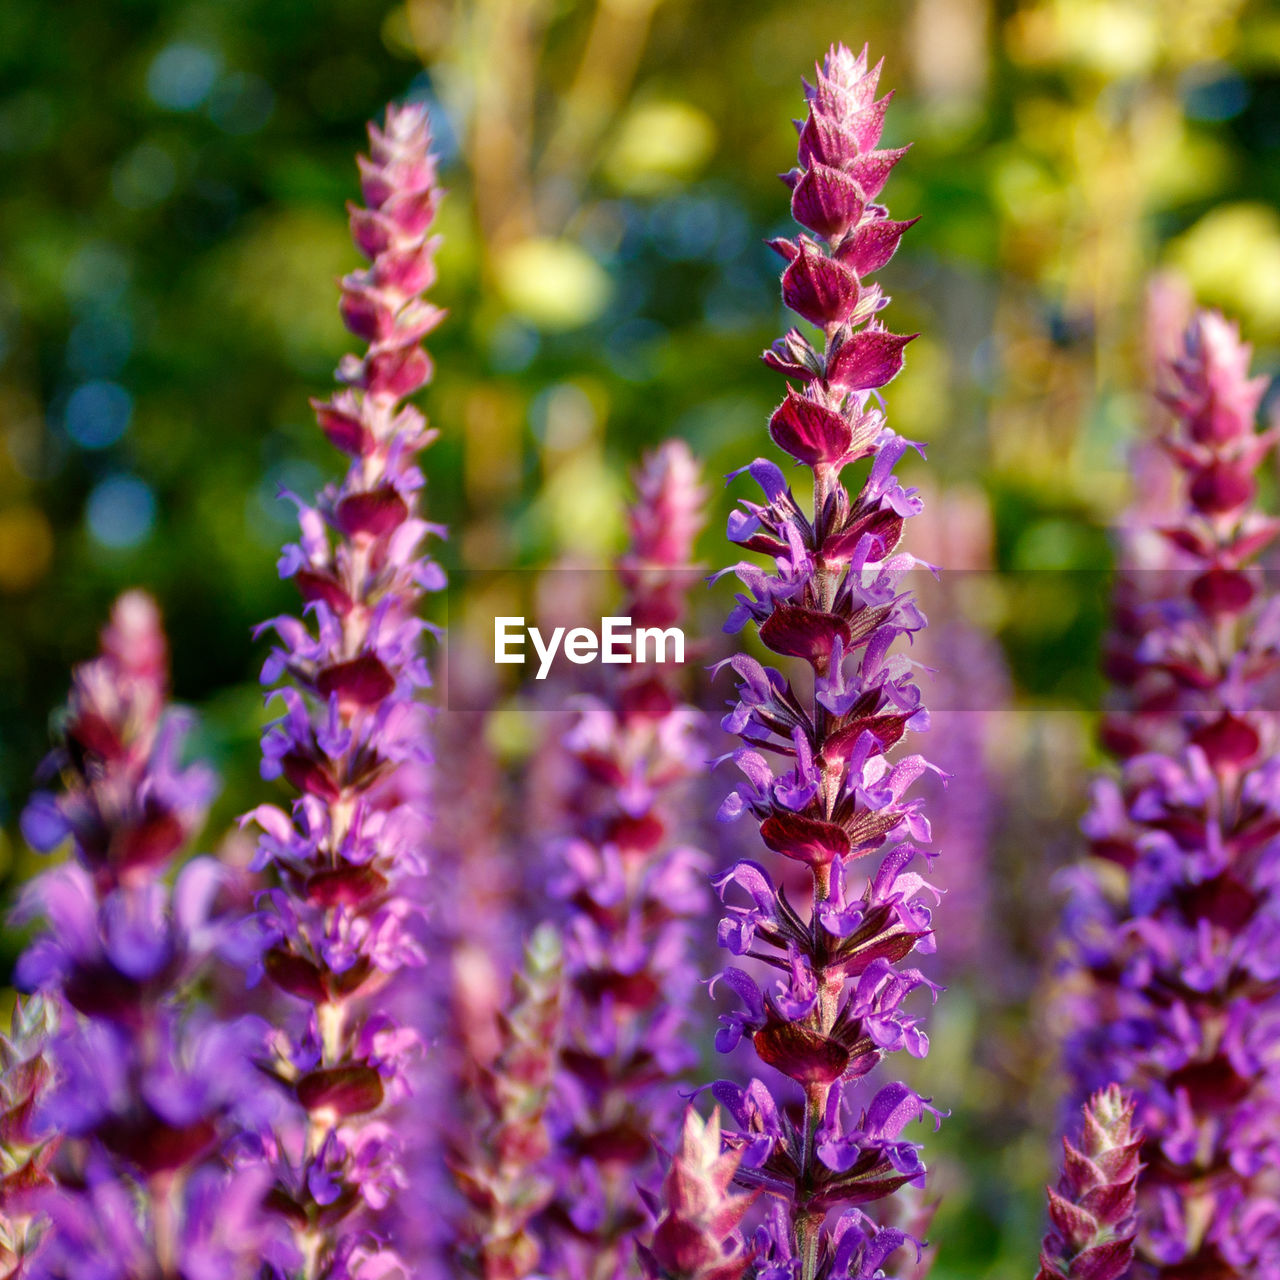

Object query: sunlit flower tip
[100,589,168,688]
[766,42,914,397]
[342,103,444,403]
[638,1108,756,1280]
[1159,310,1268,449]
[0,996,58,1271]
[1037,1086,1141,1280]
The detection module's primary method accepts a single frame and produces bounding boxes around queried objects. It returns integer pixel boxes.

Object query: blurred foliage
[3,0,1280,1275]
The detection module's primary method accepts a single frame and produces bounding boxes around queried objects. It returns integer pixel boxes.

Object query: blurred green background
[2,0,1279,1273]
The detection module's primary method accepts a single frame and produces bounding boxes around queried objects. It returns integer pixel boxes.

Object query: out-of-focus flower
[538,440,711,1278]
[13,592,285,1279]
[244,100,446,1275]
[1060,311,1280,1278]
[452,924,565,1280]
[1097,274,1190,763]
[908,488,1010,981]
[1037,1086,1141,1280]
[20,590,214,888]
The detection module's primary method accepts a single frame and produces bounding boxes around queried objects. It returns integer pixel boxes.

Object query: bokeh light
[85,474,156,548]
[62,380,132,449]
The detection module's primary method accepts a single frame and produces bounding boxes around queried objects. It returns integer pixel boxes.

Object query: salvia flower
[1037,1086,1142,1280]
[452,923,565,1280]
[244,101,446,1276]
[13,592,282,1280]
[1060,310,1280,1278]
[690,42,939,1280]
[539,440,710,1278]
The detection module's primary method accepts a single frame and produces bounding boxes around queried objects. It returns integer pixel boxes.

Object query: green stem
[797,1077,831,1280]
[796,1205,825,1280]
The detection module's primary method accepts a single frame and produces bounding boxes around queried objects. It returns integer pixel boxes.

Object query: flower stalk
[694,41,939,1280]
[246,101,446,1276]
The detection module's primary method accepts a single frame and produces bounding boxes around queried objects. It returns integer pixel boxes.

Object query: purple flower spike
[12,594,284,1278]
[1060,310,1280,1279]
[245,101,446,1274]
[539,440,711,1276]
[1037,1086,1142,1280]
[648,42,940,1280]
